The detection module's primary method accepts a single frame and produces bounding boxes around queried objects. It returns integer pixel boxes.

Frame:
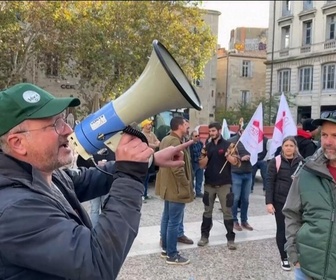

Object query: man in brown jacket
[155,116,194,265]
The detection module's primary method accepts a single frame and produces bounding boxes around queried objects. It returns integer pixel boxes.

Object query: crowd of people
[0,82,334,280]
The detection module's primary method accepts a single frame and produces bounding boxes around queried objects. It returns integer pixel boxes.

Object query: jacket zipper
[323,180,335,279]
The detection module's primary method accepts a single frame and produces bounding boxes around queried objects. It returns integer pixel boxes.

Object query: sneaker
[241,222,253,231]
[234,222,243,231]
[166,254,190,265]
[227,241,237,250]
[281,259,291,271]
[161,250,179,259]
[197,236,209,247]
[160,250,167,258]
[195,193,204,198]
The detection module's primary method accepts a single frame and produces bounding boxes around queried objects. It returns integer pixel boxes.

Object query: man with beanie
[295,118,318,158]
[140,119,160,200]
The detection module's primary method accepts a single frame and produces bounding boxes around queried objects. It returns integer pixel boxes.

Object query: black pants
[274,201,287,260]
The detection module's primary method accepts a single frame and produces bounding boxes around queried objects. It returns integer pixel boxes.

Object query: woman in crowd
[265,136,303,271]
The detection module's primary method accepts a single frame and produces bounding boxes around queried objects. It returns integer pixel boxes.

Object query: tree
[0,1,217,118]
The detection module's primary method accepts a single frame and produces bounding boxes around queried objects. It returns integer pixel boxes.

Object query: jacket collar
[0,152,87,225]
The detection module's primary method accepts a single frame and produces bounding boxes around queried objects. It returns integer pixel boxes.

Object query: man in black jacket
[0,83,192,280]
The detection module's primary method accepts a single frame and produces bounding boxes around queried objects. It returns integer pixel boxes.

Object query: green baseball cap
[0,83,80,136]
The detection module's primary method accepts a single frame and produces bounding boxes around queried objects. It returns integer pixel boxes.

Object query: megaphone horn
[68,40,202,160]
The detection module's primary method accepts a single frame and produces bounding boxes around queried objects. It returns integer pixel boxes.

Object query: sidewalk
[129,214,275,257]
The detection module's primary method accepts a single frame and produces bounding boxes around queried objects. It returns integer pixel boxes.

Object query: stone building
[216,27,267,110]
[266,0,336,122]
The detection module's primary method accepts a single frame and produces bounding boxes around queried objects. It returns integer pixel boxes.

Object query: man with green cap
[0,83,193,280]
[283,112,336,280]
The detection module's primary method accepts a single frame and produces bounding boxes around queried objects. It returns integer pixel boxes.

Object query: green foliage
[0,1,217,116]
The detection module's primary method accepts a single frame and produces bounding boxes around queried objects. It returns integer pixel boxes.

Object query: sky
[200,1,270,49]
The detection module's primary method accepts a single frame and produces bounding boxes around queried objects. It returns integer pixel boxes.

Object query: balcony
[324,40,336,49]
[300,45,311,53]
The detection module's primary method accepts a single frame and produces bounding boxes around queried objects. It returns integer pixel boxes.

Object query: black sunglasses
[321,110,336,119]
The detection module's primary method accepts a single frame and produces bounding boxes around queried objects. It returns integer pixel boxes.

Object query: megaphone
[68,40,202,160]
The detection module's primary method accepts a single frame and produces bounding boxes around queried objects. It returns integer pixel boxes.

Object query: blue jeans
[295,268,313,280]
[160,201,185,257]
[192,163,204,195]
[231,172,252,223]
[251,160,267,191]
[89,195,107,227]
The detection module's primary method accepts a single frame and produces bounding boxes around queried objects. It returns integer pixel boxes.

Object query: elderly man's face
[321,121,336,161]
[15,113,74,172]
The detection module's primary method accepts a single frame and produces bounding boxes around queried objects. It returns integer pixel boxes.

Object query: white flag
[221,118,231,140]
[269,93,297,157]
[239,103,264,166]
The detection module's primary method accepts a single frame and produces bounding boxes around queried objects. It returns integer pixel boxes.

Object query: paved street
[113,176,295,280]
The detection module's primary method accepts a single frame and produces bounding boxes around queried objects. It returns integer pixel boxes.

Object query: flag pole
[219,140,240,174]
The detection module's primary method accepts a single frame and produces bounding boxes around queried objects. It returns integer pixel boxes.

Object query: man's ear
[6,134,28,156]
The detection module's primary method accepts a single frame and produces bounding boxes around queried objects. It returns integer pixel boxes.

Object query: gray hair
[0,122,28,154]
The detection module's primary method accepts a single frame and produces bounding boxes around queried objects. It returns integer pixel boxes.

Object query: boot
[200,216,213,239]
[224,219,236,242]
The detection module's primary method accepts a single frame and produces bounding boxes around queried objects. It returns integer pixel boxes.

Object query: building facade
[188,9,221,128]
[216,27,267,111]
[266,0,336,123]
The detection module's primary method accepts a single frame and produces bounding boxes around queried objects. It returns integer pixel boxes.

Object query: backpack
[275,155,281,173]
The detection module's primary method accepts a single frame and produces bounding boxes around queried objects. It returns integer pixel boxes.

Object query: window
[299,66,313,91]
[281,26,290,49]
[278,69,291,93]
[282,1,291,16]
[322,64,336,90]
[303,20,312,45]
[241,60,251,77]
[303,0,313,10]
[241,90,251,106]
[192,78,202,87]
[45,54,59,76]
[327,14,336,40]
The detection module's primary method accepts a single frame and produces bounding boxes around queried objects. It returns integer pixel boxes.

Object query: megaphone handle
[122,126,149,145]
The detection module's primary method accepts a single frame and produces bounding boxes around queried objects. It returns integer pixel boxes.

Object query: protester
[228,126,254,231]
[155,116,194,265]
[283,113,336,280]
[140,118,160,200]
[251,135,268,194]
[197,122,240,250]
[0,83,192,280]
[275,119,318,159]
[265,136,302,271]
[76,148,115,226]
[190,130,204,198]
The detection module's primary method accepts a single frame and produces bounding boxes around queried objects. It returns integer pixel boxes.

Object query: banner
[239,103,264,166]
[269,93,297,157]
[221,118,231,140]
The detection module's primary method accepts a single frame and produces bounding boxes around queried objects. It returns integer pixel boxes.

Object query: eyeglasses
[321,110,336,119]
[16,118,69,135]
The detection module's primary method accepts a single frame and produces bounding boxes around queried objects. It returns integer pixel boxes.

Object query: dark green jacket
[283,149,336,280]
